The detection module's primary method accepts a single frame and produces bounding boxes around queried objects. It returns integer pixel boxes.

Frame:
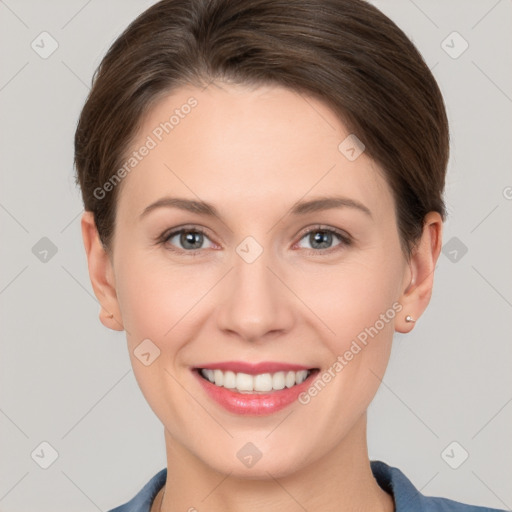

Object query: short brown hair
[74,0,449,257]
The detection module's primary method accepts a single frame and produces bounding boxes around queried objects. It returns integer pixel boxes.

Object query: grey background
[0,0,511,510]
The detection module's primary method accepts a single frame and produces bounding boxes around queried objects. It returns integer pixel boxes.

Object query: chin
[199,443,310,480]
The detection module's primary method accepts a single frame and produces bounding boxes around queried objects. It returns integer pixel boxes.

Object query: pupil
[182,231,202,249]
[312,231,331,249]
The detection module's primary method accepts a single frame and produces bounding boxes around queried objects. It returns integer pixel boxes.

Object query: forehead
[115,82,393,223]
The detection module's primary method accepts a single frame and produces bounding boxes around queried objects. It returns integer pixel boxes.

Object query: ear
[395,211,443,333]
[81,211,124,331]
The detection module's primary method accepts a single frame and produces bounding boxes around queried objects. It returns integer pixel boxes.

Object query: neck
[158,413,394,512]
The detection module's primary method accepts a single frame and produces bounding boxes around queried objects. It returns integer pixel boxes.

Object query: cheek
[293,264,401,437]
[113,254,205,420]
[114,252,206,343]
[296,257,402,348]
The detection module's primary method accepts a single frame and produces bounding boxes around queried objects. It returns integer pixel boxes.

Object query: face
[91,82,417,478]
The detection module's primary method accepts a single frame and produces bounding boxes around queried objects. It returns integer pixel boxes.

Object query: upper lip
[193,361,316,375]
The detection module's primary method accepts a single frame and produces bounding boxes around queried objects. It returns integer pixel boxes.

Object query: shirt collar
[115,460,429,511]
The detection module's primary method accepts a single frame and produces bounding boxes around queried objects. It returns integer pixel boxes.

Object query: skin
[81,82,442,512]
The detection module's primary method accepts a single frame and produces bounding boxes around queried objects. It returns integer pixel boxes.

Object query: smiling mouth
[195,368,319,394]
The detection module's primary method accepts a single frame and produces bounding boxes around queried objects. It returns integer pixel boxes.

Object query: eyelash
[157,224,353,257]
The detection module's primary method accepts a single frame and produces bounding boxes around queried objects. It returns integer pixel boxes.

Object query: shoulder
[370,460,507,512]
[420,496,507,512]
[106,468,167,512]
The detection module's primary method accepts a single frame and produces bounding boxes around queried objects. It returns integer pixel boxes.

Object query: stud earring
[405,315,416,323]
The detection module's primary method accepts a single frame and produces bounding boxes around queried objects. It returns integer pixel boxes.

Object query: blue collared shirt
[107,460,507,511]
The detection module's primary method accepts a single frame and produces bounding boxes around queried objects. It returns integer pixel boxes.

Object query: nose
[215,246,295,343]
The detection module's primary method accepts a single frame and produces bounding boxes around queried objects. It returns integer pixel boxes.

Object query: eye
[157,224,352,256]
[159,226,215,253]
[295,226,352,254]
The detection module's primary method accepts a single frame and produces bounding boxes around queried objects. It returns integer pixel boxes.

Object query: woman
[74,0,507,510]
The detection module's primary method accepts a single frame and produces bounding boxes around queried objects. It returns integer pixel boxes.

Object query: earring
[405,315,416,323]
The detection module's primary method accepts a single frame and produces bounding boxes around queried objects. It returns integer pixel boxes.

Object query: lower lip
[192,369,319,416]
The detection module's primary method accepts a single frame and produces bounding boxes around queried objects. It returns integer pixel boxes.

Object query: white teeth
[272,371,286,390]
[203,369,215,383]
[223,370,236,389]
[236,372,254,391]
[254,373,273,392]
[214,369,223,387]
[199,368,311,393]
[285,370,296,388]
[296,370,309,386]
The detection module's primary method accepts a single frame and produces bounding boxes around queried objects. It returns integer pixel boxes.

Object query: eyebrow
[139,195,372,220]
